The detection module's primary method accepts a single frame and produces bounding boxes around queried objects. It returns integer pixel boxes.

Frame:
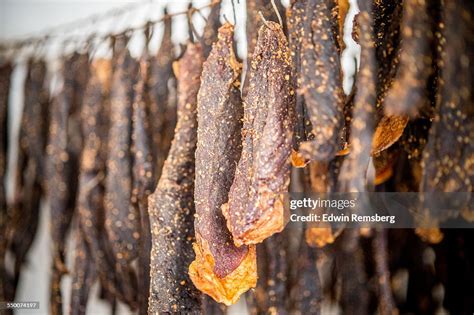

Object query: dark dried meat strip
[372,0,402,117]
[384,0,435,117]
[420,0,474,220]
[148,13,175,181]
[70,228,96,315]
[290,228,322,315]
[287,0,312,147]
[104,37,139,308]
[8,59,48,301]
[0,62,12,302]
[246,0,287,60]
[244,0,287,97]
[189,24,256,306]
[148,42,203,314]
[372,229,396,315]
[223,21,295,246]
[76,59,133,306]
[299,0,345,161]
[47,53,89,314]
[201,0,222,57]
[337,229,369,315]
[131,56,155,314]
[338,1,377,193]
[263,232,291,314]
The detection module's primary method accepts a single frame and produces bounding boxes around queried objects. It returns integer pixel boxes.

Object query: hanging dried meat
[290,229,322,314]
[189,23,256,306]
[148,42,203,314]
[372,229,396,315]
[384,0,436,117]
[299,0,345,161]
[148,13,175,181]
[336,229,369,315]
[246,0,287,60]
[0,62,12,302]
[420,0,474,223]
[222,21,294,246]
[131,54,155,314]
[74,58,132,309]
[287,0,311,149]
[338,0,377,192]
[46,52,89,314]
[372,0,402,115]
[201,0,222,57]
[8,59,49,300]
[69,229,96,315]
[104,36,139,308]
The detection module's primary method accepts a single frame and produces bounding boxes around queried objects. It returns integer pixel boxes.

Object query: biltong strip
[201,0,222,57]
[246,0,287,60]
[384,0,435,117]
[104,37,139,307]
[147,14,175,181]
[287,0,312,147]
[290,229,322,315]
[131,56,155,314]
[70,229,96,315]
[223,21,295,246]
[148,42,203,314]
[47,53,89,314]
[338,2,377,193]
[372,229,396,315]
[76,59,133,307]
[190,24,256,306]
[8,59,49,302]
[420,0,474,221]
[299,0,345,161]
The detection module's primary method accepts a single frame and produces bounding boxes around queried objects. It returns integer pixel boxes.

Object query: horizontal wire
[0,0,219,53]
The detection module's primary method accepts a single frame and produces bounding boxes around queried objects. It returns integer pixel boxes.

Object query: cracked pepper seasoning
[299,0,345,161]
[148,42,203,314]
[104,35,140,309]
[420,0,474,224]
[0,62,12,302]
[338,1,377,193]
[47,53,89,314]
[222,21,295,246]
[372,0,402,116]
[244,0,287,97]
[287,0,312,148]
[189,24,257,306]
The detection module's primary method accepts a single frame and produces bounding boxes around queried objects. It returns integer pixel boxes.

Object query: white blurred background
[0,0,360,314]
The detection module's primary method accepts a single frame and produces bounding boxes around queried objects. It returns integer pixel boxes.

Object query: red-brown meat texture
[189,23,257,306]
[223,21,295,246]
[148,42,204,314]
